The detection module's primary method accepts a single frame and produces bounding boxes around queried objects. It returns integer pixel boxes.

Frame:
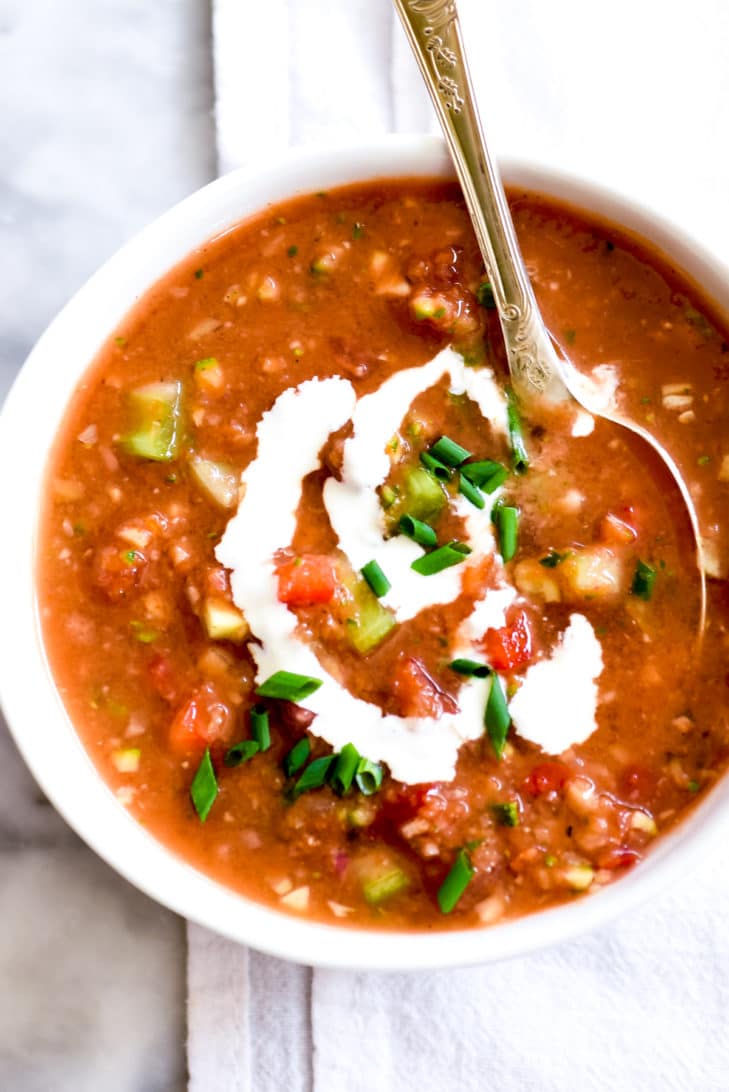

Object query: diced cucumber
[344,575,396,654]
[384,465,446,529]
[202,598,249,643]
[189,456,240,508]
[123,381,183,462]
[193,357,224,390]
[362,863,410,905]
[111,748,140,773]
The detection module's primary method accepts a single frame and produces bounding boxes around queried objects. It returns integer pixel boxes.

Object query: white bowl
[2,135,728,970]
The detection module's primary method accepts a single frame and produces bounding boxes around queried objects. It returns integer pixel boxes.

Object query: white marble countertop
[1,1,215,1086]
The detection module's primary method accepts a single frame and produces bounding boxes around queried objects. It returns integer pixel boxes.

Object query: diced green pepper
[123,381,183,462]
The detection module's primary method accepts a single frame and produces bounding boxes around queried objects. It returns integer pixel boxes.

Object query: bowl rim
[2,132,729,970]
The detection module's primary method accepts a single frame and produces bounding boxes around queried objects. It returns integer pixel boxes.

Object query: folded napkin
[190,3,729,1088]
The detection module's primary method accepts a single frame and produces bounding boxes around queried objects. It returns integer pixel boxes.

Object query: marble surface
[0,1,216,1086]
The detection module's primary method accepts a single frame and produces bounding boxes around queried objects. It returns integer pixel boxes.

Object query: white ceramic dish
[2,135,728,970]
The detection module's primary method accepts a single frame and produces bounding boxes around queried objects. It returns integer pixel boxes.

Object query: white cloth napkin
[190,3,729,1088]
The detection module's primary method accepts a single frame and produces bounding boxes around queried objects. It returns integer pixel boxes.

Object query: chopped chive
[437,848,475,913]
[449,658,491,678]
[411,541,471,576]
[545,853,557,868]
[476,281,496,309]
[256,670,322,702]
[224,740,260,768]
[506,390,529,474]
[287,245,298,257]
[330,743,360,795]
[493,504,519,562]
[564,328,577,345]
[190,747,218,822]
[355,757,384,795]
[283,737,311,777]
[194,268,204,280]
[420,451,453,480]
[360,560,391,598]
[352,222,365,239]
[492,801,519,827]
[458,473,485,509]
[250,704,271,751]
[399,514,437,548]
[540,549,570,568]
[461,460,508,493]
[291,755,336,798]
[687,779,700,793]
[631,559,656,601]
[430,435,472,467]
[485,674,511,759]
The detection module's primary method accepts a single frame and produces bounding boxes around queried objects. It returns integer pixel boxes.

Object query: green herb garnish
[190,748,218,821]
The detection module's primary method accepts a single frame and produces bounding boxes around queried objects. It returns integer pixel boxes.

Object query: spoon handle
[393,0,565,398]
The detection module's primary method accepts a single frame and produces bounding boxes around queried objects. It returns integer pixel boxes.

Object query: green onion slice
[283,737,311,777]
[485,674,511,759]
[461,460,508,492]
[493,504,519,562]
[506,390,529,474]
[190,747,218,822]
[330,743,361,795]
[411,541,471,576]
[355,757,384,795]
[437,848,475,913]
[291,755,336,799]
[458,474,485,509]
[631,559,656,601]
[256,670,322,702]
[250,704,271,751]
[224,740,260,768]
[492,801,520,827]
[420,452,453,481]
[360,560,391,598]
[476,281,496,309]
[540,549,570,568]
[399,514,438,548]
[430,435,472,467]
[449,658,492,679]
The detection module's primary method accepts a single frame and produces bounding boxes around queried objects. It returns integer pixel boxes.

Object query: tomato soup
[38,180,729,929]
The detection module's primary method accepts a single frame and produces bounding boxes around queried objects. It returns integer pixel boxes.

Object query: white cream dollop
[508,613,604,753]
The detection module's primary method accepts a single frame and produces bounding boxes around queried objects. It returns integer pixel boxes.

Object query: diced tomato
[481,609,533,672]
[391,656,459,719]
[379,782,440,828]
[596,846,641,871]
[148,653,181,705]
[204,564,231,597]
[93,544,147,601]
[277,554,337,606]
[523,761,571,797]
[620,764,658,802]
[168,681,234,755]
[600,511,638,546]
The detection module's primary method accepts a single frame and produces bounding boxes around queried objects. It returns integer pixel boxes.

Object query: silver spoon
[393,0,706,633]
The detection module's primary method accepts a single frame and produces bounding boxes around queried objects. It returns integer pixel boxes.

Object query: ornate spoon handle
[393,0,567,399]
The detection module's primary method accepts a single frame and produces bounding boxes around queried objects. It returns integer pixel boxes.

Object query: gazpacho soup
[38,179,729,929]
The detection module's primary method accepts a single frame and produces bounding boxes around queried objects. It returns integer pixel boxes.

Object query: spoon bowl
[393,0,706,634]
